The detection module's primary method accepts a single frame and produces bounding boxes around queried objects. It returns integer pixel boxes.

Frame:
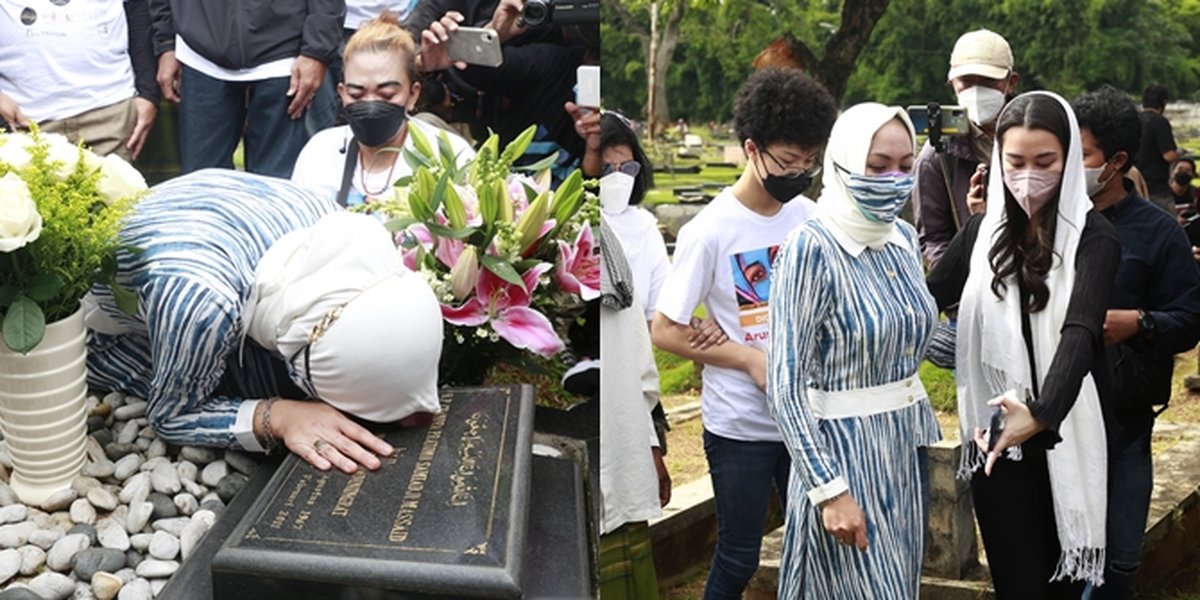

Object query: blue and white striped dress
[86,169,339,449]
[767,216,942,598]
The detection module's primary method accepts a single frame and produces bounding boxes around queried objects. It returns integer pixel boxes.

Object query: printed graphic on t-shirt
[730,244,780,344]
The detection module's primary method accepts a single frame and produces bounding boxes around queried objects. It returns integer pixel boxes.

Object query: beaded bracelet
[256,397,280,455]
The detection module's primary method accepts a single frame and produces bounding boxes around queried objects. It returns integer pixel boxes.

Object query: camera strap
[335,138,360,208]
[938,152,963,231]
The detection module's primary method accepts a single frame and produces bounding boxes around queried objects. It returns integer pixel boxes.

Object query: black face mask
[341,100,408,147]
[1175,171,1194,187]
[755,154,814,204]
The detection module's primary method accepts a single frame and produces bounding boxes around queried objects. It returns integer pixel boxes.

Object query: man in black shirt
[1168,157,1199,218]
[1134,84,1181,215]
[1074,86,1200,600]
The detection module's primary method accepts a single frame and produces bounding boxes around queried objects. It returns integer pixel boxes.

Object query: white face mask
[600,172,636,215]
[957,85,1006,126]
[1084,163,1116,197]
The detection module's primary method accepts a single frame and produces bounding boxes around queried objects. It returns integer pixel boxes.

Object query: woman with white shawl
[768,103,942,597]
[927,91,1120,596]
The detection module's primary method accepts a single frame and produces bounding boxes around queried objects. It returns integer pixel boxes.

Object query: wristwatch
[1137,309,1157,338]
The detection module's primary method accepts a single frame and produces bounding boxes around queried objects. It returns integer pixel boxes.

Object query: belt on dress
[806,375,927,419]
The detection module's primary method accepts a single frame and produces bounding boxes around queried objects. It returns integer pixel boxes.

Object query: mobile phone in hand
[575,65,600,109]
[987,406,1004,453]
[446,27,503,68]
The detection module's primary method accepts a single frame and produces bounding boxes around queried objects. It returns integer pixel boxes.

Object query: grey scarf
[599,216,634,310]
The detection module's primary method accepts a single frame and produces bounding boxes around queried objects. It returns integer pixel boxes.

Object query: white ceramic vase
[0,307,89,505]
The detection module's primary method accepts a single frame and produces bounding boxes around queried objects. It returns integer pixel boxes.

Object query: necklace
[357,125,409,197]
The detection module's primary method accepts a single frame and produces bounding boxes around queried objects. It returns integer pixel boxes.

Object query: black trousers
[972,447,1088,599]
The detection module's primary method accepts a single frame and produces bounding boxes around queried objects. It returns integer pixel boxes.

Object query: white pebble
[147,531,178,561]
[84,438,108,464]
[133,438,151,452]
[0,522,36,548]
[129,534,152,553]
[116,577,151,600]
[114,567,137,583]
[199,461,227,488]
[29,571,76,600]
[87,488,119,513]
[149,463,181,495]
[179,446,219,465]
[101,392,125,408]
[138,457,168,474]
[91,571,122,600]
[46,532,90,572]
[0,505,27,525]
[41,488,79,512]
[125,502,152,534]
[181,479,205,498]
[133,559,177,578]
[116,421,139,445]
[118,474,150,506]
[149,579,167,596]
[189,510,216,529]
[71,477,103,496]
[96,524,129,551]
[149,518,189,538]
[179,520,206,561]
[174,461,197,484]
[172,494,197,517]
[0,547,20,583]
[113,455,141,482]
[146,440,166,459]
[74,579,97,600]
[81,460,116,480]
[29,528,63,549]
[0,482,18,506]
[18,544,45,575]
[69,498,96,525]
[113,402,147,421]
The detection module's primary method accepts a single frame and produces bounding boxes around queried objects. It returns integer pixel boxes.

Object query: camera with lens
[906,103,969,153]
[520,0,600,28]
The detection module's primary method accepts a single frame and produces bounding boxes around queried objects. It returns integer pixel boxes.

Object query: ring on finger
[313,438,330,453]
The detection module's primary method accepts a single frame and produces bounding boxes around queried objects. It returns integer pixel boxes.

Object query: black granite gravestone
[210,385,534,599]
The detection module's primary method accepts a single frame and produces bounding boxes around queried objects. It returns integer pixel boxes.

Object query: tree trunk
[652,0,688,128]
[783,0,892,102]
[648,2,659,138]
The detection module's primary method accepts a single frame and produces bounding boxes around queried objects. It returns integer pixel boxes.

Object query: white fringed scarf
[956,91,1107,585]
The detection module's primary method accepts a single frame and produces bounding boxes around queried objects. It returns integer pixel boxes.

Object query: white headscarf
[816,102,917,250]
[956,91,1106,584]
[245,212,443,422]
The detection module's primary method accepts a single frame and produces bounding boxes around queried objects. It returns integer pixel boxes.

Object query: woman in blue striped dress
[84,169,444,472]
[767,103,941,598]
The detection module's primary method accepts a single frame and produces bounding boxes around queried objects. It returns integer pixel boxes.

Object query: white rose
[41,133,91,179]
[0,172,42,252]
[0,133,34,172]
[97,153,147,203]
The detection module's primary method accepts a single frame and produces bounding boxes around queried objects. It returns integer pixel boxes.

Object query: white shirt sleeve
[655,223,714,325]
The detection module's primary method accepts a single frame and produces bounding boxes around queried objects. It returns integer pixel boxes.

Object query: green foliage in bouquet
[0,129,144,353]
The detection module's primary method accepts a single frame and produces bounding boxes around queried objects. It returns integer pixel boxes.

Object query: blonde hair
[344,11,419,84]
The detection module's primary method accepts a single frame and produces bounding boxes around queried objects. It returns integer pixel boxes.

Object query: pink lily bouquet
[361,125,599,385]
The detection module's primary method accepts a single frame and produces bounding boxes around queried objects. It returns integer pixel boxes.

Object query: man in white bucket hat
[84,169,443,473]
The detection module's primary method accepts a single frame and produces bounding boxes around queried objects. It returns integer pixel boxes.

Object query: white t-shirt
[290,118,475,205]
[656,188,816,442]
[346,0,419,30]
[174,36,294,82]
[606,206,669,323]
[0,0,135,122]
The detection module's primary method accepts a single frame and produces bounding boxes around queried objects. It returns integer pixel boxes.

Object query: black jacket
[149,0,345,68]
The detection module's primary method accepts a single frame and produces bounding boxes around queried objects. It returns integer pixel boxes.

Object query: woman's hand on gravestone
[271,400,395,474]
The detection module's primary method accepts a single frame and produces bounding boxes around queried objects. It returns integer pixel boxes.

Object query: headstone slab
[211,385,535,599]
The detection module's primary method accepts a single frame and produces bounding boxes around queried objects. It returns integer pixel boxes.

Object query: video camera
[520,0,600,28]
[906,103,969,153]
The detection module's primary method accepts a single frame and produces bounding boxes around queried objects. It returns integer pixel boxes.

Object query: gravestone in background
[211,385,535,599]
